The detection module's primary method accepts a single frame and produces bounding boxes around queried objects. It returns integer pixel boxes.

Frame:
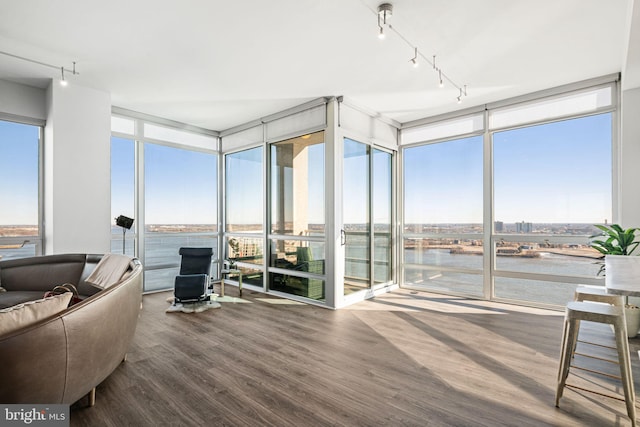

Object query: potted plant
[590,224,640,337]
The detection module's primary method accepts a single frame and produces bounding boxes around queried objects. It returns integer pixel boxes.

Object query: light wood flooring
[70,287,640,426]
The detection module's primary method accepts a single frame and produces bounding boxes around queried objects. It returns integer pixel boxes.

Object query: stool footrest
[574,351,620,365]
[577,339,617,350]
[571,364,622,380]
[566,384,626,402]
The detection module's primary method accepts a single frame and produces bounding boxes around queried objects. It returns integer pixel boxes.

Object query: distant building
[494,221,504,232]
[516,221,533,233]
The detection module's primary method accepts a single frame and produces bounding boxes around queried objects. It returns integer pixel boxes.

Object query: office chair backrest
[178,247,213,275]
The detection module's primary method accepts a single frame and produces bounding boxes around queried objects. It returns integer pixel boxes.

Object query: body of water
[1,232,599,306]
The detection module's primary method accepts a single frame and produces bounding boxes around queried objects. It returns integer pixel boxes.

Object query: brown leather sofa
[0,254,143,405]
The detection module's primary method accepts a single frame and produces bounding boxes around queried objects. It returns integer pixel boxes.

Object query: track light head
[378,26,385,39]
[409,47,419,67]
[377,3,393,25]
[60,67,68,86]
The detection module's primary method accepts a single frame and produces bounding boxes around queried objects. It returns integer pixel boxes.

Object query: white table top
[605,255,640,297]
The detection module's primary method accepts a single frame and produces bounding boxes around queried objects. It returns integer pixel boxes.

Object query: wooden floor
[70,287,640,426]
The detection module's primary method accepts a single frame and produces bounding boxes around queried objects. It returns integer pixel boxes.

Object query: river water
[1,234,599,306]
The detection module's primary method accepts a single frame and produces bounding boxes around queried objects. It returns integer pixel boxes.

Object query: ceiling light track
[0,50,79,87]
[367,2,468,104]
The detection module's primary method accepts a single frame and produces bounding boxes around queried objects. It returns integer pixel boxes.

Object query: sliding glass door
[343,138,393,295]
[269,131,326,300]
[225,146,265,288]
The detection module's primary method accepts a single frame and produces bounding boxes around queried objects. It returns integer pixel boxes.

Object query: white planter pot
[625,306,640,338]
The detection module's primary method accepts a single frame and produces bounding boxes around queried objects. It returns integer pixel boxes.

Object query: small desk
[220,268,242,297]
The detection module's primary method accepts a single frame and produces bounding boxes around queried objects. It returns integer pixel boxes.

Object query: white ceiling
[0,0,634,131]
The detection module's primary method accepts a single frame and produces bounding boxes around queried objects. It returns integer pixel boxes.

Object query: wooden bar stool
[575,285,625,306]
[556,301,636,426]
[572,286,624,351]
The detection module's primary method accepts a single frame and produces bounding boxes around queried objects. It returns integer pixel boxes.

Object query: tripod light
[115,215,134,255]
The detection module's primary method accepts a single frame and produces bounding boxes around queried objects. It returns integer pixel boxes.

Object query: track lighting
[377,3,392,25]
[377,3,391,40]
[457,86,466,103]
[369,3,468,104]
[60,67,68,86]
[0,50,79,86]
[409,47,419,67]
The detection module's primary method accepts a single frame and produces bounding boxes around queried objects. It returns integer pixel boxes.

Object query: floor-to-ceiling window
[0,119,42,260]
[111,135,136,256]
[492,112,612,306]
[111,114,219,292]
[403,134,484,297]
[225,146,264,287]
[143,142,218,292]
[269,131,326,300]
[401,80,616,307]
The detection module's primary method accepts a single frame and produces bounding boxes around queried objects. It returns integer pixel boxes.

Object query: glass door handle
[341,229,346,246]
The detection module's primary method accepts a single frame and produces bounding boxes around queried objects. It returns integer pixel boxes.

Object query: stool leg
[614,322,636,426]
[556,316,578,406]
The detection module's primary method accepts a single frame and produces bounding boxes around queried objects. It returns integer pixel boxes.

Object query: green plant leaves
[590,224,640,256]
[590,224,640,275]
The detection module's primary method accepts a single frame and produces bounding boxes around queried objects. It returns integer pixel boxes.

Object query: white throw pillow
[0,292,72,335]
[85,253,132,289]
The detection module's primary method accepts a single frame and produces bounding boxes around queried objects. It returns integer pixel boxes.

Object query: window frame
[0,116,44,259]
[399,77,619,309]
[110,111,220,293]
[267,132,327,301]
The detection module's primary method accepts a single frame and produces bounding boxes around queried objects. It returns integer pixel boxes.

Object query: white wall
[44,82,111,254]
[0,79,46,121]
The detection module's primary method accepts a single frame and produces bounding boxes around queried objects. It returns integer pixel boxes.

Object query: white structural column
[44,82,112,254]
[619,86,640,228]
[619,0,640,227]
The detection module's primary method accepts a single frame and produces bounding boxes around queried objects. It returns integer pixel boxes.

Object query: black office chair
[173,247,214,305]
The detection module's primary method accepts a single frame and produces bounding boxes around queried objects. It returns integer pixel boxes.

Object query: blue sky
[112,137,217,225]
[342,139,393,225]
[404,135,483,224]
[404,113,612,224]
[0,121,39,225]
[226,146,263,226]
[2,112,612,227]
[111,137,135,222]
[493,113,611,223]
